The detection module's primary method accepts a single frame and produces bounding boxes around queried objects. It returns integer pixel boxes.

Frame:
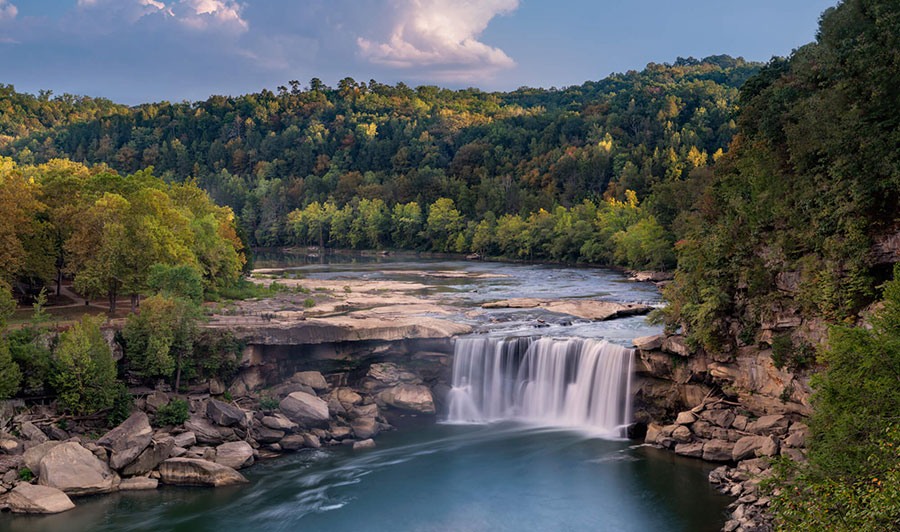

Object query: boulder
[0,455,23,475]
[662,336,690,357]
[674,442,704,458]
[702,439,735,462]
[279,391,330,427]
[253,426,285,444]
[185,416,225,445]
[335,388,363,406]
[377,384,436,414]
[20,422,49,443]
[302,433,321,449]
[158,458,247,487]
[122,437,175,476]
[633,334,665,351]
[3,483,74,514]
[353,439,375,450]
[261,414,298,432]
[367,363,404,386]
[351,417,379,440]
[0,438,20,453]
[644,423,663,444]
[23,441,61,472]
[701,409,736,429]
[747,415,789,436]
[672,425,692,443]
[173,432,197,448]
[675,411,696,425]
[45,425,68,441]
[733,436,779,461]
[144,391,170,412]
[291,371,328,392]
[215,441,254,470]
[784,423,808,448]
[279,435,307,452]
[119,477,159,491]
[206,400,245,427]
[330,426,352,440]
[98,411,153,470]
[351,403,379,419]
[38,442,120,496]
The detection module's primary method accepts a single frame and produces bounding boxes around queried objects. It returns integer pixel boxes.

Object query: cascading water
[447,336,634,437]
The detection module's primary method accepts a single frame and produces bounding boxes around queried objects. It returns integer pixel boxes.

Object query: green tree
[50,315,117,414]
[147,263,204,302]
[122,295,199,390]
[425,198,462,252]
[0,285,22,399]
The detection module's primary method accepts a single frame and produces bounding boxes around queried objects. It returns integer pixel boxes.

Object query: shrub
[0,287,21,399]
[18,467,33,482]
[153,398,189,427]
[259,396,279,411]
[50,315,117,414]
[303,298,315,308]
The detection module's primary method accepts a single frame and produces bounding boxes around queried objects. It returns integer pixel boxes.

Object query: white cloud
[357,0,518,80]
[0,0,17,21]
[175,0,247,32]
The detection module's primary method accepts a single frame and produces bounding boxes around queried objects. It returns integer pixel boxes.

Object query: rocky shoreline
[0,351,444,515]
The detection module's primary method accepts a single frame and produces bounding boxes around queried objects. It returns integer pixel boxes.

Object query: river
[1,254,731,531]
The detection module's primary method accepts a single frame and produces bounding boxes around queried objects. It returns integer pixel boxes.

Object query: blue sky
[0,0,837,105]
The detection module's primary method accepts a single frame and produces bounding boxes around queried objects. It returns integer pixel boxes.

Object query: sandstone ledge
[482,298,653,321]
[208,316,471,345]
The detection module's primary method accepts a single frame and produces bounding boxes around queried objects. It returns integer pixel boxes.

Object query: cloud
[0,0,17,21]
[357,0,518,81]
[174,0,247,32]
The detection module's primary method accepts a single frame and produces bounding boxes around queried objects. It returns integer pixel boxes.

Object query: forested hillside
[1,56,758,268]
[648,1,900,529]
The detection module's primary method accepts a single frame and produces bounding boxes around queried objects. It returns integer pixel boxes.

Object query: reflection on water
[1,423,730,532]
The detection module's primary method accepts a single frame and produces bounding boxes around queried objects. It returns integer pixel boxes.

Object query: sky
[0,0,838,105]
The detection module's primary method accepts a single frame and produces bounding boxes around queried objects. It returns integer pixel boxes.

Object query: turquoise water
[1,423,731,532]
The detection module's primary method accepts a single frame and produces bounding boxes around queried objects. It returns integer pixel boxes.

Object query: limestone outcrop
[158,458,248,487]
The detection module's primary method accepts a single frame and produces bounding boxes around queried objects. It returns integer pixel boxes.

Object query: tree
[122,295,199,391]
[0,285,21,399]
[147,263,204,302]
[50,315,117,414]
[425,198,462,252]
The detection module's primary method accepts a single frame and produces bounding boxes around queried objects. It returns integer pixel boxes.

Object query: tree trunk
[108,279,117,315]
[130,294,138,314]
[174,351,183,394]
[56,269,62,297]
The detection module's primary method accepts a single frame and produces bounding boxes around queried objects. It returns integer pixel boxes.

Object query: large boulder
[3,483,74,514]
[702,439,735,462]
[291,371,328,392]
[206,399,244,427]
[215,441,254,470]
[158,458,247,487]
[122,437,175,476]
[747,415,790,436]
[98,411,153,470]
[377,384,435,414]
[279,391,330,427]
[732,436,779,461]
[23,441,61,472]
[279,435,307,452]
[185,416,226,445]
[633,334,664,351]
[674,442,704,458]
[38,442,120,496]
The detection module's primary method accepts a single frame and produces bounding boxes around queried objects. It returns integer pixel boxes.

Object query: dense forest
[1,56,759,269]
[652,1,900,530]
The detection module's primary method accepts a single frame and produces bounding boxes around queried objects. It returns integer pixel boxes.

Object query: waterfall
[447,337,634,437]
